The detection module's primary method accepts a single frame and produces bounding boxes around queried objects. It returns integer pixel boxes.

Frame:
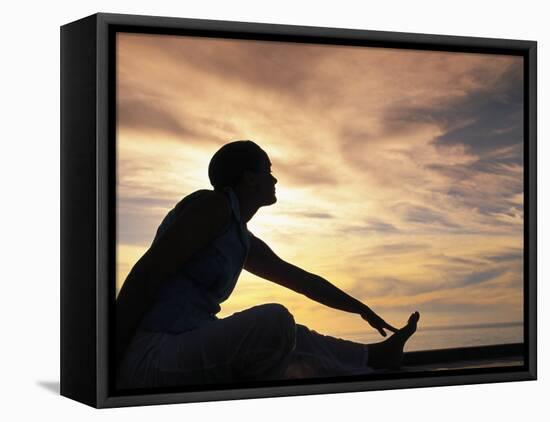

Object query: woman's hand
[361,309,398,337]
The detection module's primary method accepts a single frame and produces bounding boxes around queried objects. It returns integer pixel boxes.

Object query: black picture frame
[60,12,537,408]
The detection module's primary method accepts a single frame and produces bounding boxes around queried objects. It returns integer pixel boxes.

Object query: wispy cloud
[271,156,340,186]
[116,33,524,337]
[339,218,400,235]
[393,202,463,230]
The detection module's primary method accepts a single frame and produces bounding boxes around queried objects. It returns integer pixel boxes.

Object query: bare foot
[367,311,420,370]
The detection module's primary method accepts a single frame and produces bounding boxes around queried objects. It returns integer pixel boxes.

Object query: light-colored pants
[117,303,372,389]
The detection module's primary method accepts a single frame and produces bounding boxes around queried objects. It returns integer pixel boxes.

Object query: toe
[409,311,420,324]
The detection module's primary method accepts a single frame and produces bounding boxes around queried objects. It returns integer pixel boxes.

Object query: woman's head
[208,140,277,205]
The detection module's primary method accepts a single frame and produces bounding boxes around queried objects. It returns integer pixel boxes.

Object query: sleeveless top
[139,187,252,334]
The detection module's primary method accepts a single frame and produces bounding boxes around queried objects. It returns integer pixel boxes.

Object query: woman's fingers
[361,312,397,336]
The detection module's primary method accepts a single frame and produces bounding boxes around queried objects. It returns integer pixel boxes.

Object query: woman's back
[115,188,247,362]
[139,187,251,334]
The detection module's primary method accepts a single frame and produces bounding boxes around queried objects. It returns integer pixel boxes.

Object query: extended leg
[282,324,370,379]
[281,311,420,379]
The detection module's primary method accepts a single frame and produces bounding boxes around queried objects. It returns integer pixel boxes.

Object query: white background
[1,0,547,420]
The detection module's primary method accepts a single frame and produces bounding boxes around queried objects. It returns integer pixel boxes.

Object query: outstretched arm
[244,234,397,337]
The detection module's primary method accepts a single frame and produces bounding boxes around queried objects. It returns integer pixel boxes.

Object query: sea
[345,321,524,352]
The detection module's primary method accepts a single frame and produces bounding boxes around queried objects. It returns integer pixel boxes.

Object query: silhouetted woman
[116,140,420,388]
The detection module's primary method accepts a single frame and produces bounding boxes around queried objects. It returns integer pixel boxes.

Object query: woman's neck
[233,188,260,224]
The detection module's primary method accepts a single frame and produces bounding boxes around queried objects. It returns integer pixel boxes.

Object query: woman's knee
[231,304,297,380]
[253,303,296,348]
[257,303,295,326]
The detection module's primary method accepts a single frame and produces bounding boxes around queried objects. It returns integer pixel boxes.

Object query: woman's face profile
[248,156,278,207]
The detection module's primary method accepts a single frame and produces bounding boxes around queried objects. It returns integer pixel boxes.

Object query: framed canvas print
[60,13,537,408]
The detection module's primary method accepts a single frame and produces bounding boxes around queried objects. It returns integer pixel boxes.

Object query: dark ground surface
[397,343,524,372]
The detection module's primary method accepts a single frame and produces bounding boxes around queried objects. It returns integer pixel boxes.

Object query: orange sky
[116,32,524,345]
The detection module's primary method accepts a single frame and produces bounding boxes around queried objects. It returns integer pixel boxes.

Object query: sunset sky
[116,32,524,345]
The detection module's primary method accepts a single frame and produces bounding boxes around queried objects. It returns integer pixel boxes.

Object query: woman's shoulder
[146,189,233,274]
[175,189,230,214]
[193,189,230,211]
[154,190,231,243]
[170,189,232,233]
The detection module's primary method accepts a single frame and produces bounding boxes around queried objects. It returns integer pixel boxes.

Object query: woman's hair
[208,140,269,190]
